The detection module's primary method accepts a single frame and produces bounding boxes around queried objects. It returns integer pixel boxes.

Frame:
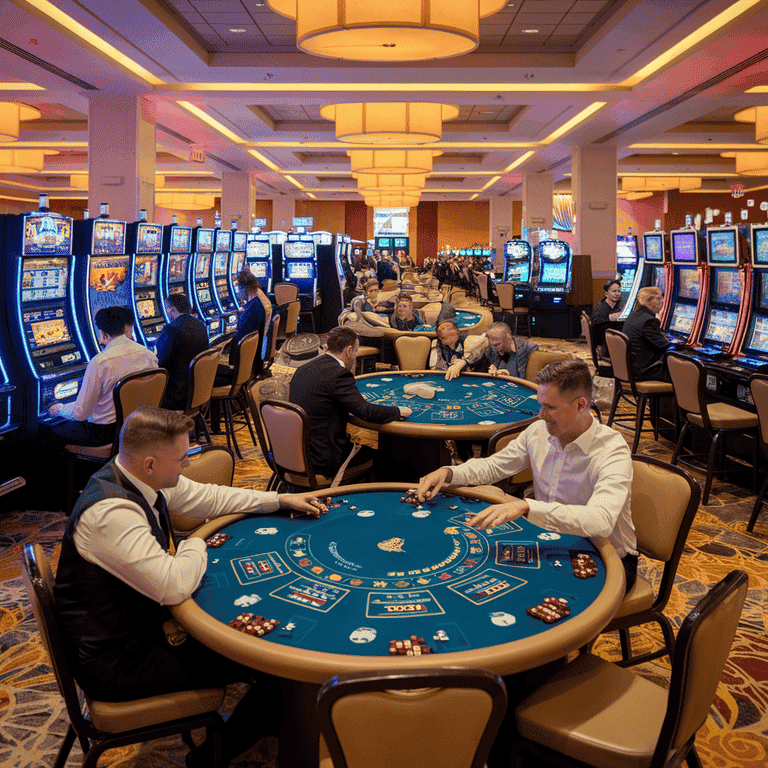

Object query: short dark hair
[395,293,413,304]
[112,305,135,328]
[236,269,261,291]
[535,359,592,400]
[166,292,192,314]
[120,407,194,458]
[436,320,459,340]
[94,307,127,337]
[326,325,358,354]
[364,282,379,295]
[603,279,621,292]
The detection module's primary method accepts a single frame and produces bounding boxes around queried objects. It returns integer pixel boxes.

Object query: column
[222,172,255,230]
[88,95,155,221]
[571,146,618,278]
[522,172,553,236]
[489,198,514,269]
[272,196,296,231]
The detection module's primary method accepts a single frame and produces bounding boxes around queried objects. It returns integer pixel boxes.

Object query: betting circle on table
[176,485,623,682]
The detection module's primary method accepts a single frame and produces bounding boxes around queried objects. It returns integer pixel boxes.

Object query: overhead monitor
[751,225,768,266]
[196,229,214,252]
[92,220,126,255]
[373,207,409,236]
[707,227,739,265]
[643,233,665,263]
[136,223,162,254]
[215,230,231,251]
[233,231,247,251]
[170,226,192,253]
[671,230,697,263]
[23,214,72,256]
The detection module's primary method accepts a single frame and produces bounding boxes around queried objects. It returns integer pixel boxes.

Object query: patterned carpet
[1,331,767,768]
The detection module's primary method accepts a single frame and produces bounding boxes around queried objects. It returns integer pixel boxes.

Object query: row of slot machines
[502,238,573,302]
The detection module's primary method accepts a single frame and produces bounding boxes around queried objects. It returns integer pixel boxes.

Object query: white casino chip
[255,527,278,535]
[349,627,377,643]
[538,532,561,541]
[357,510,375,517]
[490,611,516,627]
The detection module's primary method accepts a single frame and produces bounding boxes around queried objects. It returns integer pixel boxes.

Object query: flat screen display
[198,288,212,304]
[539,241,569,262]
[669,302,697,335]
[677,267,700,300]
[758,271,768,311]
[671,231,697,263]
[616,235,638,267]
[653,265,666,293]
[214,252,229,277]
[707,229,738,265]
[314,232,333,245]
[394,238,408,248]
[373,207,409,237]
[459,249,467,256]
[482,249,491,256]
[284,242,314,259]
[287,262,313,279]
[377,238,392,249]
[88,256,131,320]
[21,257,68,302]
[703,308,738,344]
[30,316,71,348]
[215,230,232,251]
[233,231,247,250]
[247,241,270,259]
[136,223,162,254]
[711,268,741,305]
[643,233,664,263]
[136,299,157,319]
[171,226,192,253]
[23,215,72,256]
[540,261,568,285]
[746,314,768,353]
[293,217,313,228]
[232,252,245,275]
[505,262,531,282]
[195,253,211,279]
[753,227,768,265]
[619,268,636,302]
[134,254,158,285]
[505,241,532,258]
[92,220,126,255]
[196,229,214,252]
[169,253,188,281]
[250,262,267,278]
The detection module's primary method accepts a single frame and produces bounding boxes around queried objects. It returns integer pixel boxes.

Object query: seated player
[360,281,383,313]
[622,286,675,382]
[430,321,486,381]
[417,359,638,592]
[47,306,158,446]
[156,293,209,410]
[482,321,538,379]
[376,251,399,287]
[389,293,425,331]
[591,279,624,357]
[289,326,412,481]
[54,407,324,768]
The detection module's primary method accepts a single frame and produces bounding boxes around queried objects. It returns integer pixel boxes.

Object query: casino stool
[605,330,675,455]
[276,299,301,342]
[355,345,380,375]
[64,368,168,514]
[496,282,530,337]
[185,348,222,447]
[511,570,748,768]
[209,330,261,459]
[668,352,759,505]
[394,335,431,371]
[20,542,227,768]
[273,281,299,306]
[259,398,374,490]
[581,311,613,377]
[524,349,572,383]
[317,667,507,768]
[591,455,700,667]
[746,374,768,532]
[381,279,399,292]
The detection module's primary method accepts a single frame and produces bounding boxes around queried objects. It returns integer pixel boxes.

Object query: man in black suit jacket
[156,293,209,410]
[289,326,412,478]
[622,286,674,382]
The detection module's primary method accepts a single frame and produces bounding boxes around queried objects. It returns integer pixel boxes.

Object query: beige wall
[437,201,491,250]
[296,200,347,234]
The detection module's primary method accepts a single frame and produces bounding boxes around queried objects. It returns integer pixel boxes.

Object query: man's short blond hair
[637,286,662,306]
[119,407,193,458]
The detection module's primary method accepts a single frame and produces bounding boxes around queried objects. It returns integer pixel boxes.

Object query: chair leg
[52,725,78,768]
[702,431,722,505]
[632,395,647,453]
[65,455,76,516]
[671,421,690,465]
[198,412,213,445]
[607,383,622,427]
[618,628,633,663]
[225,399,243,460]
[685,744,704,768]
[240,391,258,447]
[746,472,768,532]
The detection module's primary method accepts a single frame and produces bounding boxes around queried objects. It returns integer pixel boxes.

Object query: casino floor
[1,336,766,768]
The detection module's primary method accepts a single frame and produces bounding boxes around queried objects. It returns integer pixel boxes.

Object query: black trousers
[47,419,116,447]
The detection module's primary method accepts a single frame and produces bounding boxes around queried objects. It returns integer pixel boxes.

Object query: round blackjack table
[171,483,624,767]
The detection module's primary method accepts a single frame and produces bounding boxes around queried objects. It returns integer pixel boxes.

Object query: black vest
[54,460,174,690]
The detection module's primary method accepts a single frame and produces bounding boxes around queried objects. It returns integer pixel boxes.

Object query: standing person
[289,326,411,480]
[47,306,158,446]
[54,407,326,768]
[417,359,638,591]
[376,251,398,288]
[591,279,624,356]
[156,293,209,410]
[622,286,674,382]
[481,321,538,379]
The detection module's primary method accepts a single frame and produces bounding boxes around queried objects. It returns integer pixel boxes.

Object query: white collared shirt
[450,419,637,557]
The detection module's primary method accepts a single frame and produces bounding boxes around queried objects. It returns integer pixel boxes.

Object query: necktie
[154,491,177,551]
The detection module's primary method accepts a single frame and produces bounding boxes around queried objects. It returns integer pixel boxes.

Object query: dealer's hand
[278,493,328,519]
[417,466,453,501]
[467,499,529,529]
[398,406,413,419]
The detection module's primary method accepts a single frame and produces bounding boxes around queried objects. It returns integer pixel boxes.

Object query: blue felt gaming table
[377,309,483,334]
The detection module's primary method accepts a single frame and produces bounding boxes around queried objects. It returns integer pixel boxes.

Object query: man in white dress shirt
[54,407,326,768]
[417,358,638,591]
[48,306,158,446]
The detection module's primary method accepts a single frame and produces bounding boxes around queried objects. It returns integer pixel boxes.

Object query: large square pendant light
[356,172,427,193]
[0,103,41,141]
[267,1,507,61]
[0,149,47,173]
[348,148,441,175]
[156,192,215,210]
[734,107,768,144]
[363,192,421,207]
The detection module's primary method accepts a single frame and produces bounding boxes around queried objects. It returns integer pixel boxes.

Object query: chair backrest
[394,335,431,370]
[604,329,632,385]
[381,279,399,292]
[111,367,169,454]
[667,352,707,424]
[232,330,262,390]
[263,313,281,371]
[21,543,91,738]
[259,398,318,487]
[317,667,507,768]
[524,349,572,382]
[172,446,235,532]
[488,421,534,486]
[273,281,299,305]
[495,281,515,312]
[186,347,222,412]
[581,311,601,368]
[749,374,768,447]
[284,299,301,339]
[245,380,276,474]
[654,570,748,767]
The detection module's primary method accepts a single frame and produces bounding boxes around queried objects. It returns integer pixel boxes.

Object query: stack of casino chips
[571,553,599,579]
[526,597,571,624]
[388,635,433,656]
[228,613,280,637]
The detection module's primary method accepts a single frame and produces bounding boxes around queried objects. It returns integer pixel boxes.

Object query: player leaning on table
[54,407,326,768]
[417,359,639,591]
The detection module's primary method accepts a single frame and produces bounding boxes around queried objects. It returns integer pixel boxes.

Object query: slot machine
[246,232,274,293]
[212,226,237,336]
[5,205,89,424]
[503,239,533,304]
[0,215,20,442]
[282,234,319,314]
[265,230,287,298]
[481,247,493,273]
[375,236,392,254]
[231,230,248,308]
[662,228,707,345]
[126,214,166,347]
[161,220,194,313]
[615,234,642,314]
[190,226,223,340]
[619,230,670,322]
[312,230,343,332]
[73,205,131,358]
[393,236,409,258]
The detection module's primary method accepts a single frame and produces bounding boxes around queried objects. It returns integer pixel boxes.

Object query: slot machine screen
[619,269,636,301]
[540,261,568,285]
[171,227,192,253]
[459,249,467,256]
[540,241,569,263]
[214,252,228,277]
[195,253,211,278]
[746,315,768,354]
[248,241,270,259]
[136,299,156,319]
[197,229,214,252]
[21,257,68,302]
[232,252,245,275]
[134,254,158,285]
[250,262,268,278]
[284,242,314,259]
[88,256,130,319]
[136,223,162,254]
[233,231,247,251]
[30,316,72,348]
[711,268,741,305]
[198,288,212,304]
[677,268,700,300]
[505,241,531,258]
[473,249,482,257]
[287,262,313,280]
[215,230,232,251]
[753,227,768,265]
[669,302,697,335]
[616,236,638,267]
[92,220,126,255]
[643,233,664,263]
[707,229,738,265]
[506,262,531,282]
[23,215,72,255]
[703,308,738,344]
[169,254,187,281]
[653,265,666,293]
[671,231,697,262]
[759,271,768,311]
